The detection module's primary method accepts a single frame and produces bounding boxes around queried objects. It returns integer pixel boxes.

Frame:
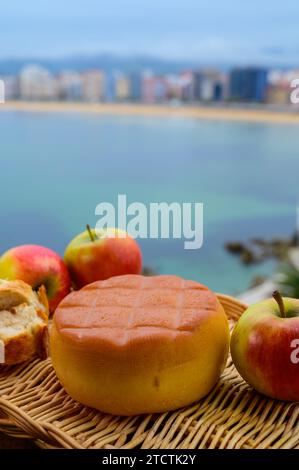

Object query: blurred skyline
[0,1,299,66]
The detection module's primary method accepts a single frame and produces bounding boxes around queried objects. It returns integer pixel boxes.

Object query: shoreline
[1,101,299,124]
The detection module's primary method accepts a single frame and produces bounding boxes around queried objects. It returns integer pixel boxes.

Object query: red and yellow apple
[231,291,299,401]
[64,226,142,288]
[0,244,71,313]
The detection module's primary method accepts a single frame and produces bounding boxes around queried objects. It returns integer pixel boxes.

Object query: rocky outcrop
[225,234,298,265]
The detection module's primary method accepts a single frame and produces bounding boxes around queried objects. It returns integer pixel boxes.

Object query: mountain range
[0,54,234,76]
[0,53,294,77]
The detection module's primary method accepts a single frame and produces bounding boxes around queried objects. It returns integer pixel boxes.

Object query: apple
[64,225,142,288]
[231,290,299,401]
[0,244,71,313]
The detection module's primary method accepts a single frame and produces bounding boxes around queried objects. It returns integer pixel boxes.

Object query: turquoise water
[1,111,298,295]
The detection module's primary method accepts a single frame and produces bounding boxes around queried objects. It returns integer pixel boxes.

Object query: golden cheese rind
[51,275,230,415]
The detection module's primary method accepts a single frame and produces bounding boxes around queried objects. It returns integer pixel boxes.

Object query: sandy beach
[1,100,299,124]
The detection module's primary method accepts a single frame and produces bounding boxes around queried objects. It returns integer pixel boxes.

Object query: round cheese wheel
[50,275,229,415]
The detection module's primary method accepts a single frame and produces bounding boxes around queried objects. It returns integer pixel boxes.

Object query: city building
[141,73,155,103]
[81,70,105,102]
[19,65,56,100]
[128,72,143,102]
[5,61,298,107]
[266,70,290,105]
[179,71,195,101]
[142,74,169,103]
[0,76,19,100]
[57,71,83,101]
[193,69,225,102]
[266,69,299,105]
[104,71,118,102]
[154,76,169,102]
[166,74,184,101]
[115,73,130,102]
[229,67,268,102]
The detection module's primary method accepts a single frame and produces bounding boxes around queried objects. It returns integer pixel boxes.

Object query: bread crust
[0,280,49,365]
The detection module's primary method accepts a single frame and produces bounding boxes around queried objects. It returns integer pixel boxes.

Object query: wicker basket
[0,293,298,449]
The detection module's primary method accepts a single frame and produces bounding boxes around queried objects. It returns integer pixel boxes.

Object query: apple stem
[272,290,286,318]
[86,224,96,242]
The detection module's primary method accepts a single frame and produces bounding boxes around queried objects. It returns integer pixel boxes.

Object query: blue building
[129,72,143,102]
[104,71,118,102]
[229,67,268,102]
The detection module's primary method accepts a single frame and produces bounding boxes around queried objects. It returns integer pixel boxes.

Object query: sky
[0,0,299,65]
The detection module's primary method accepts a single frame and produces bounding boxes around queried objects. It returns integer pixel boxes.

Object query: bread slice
[0,279,49,365]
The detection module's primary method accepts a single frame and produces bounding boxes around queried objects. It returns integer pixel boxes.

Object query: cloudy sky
[0,0,298,65]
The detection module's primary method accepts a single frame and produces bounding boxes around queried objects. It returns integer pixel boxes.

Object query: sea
[1,110,299,296]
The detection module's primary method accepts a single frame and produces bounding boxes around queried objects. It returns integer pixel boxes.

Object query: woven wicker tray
[0,293,298,449]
